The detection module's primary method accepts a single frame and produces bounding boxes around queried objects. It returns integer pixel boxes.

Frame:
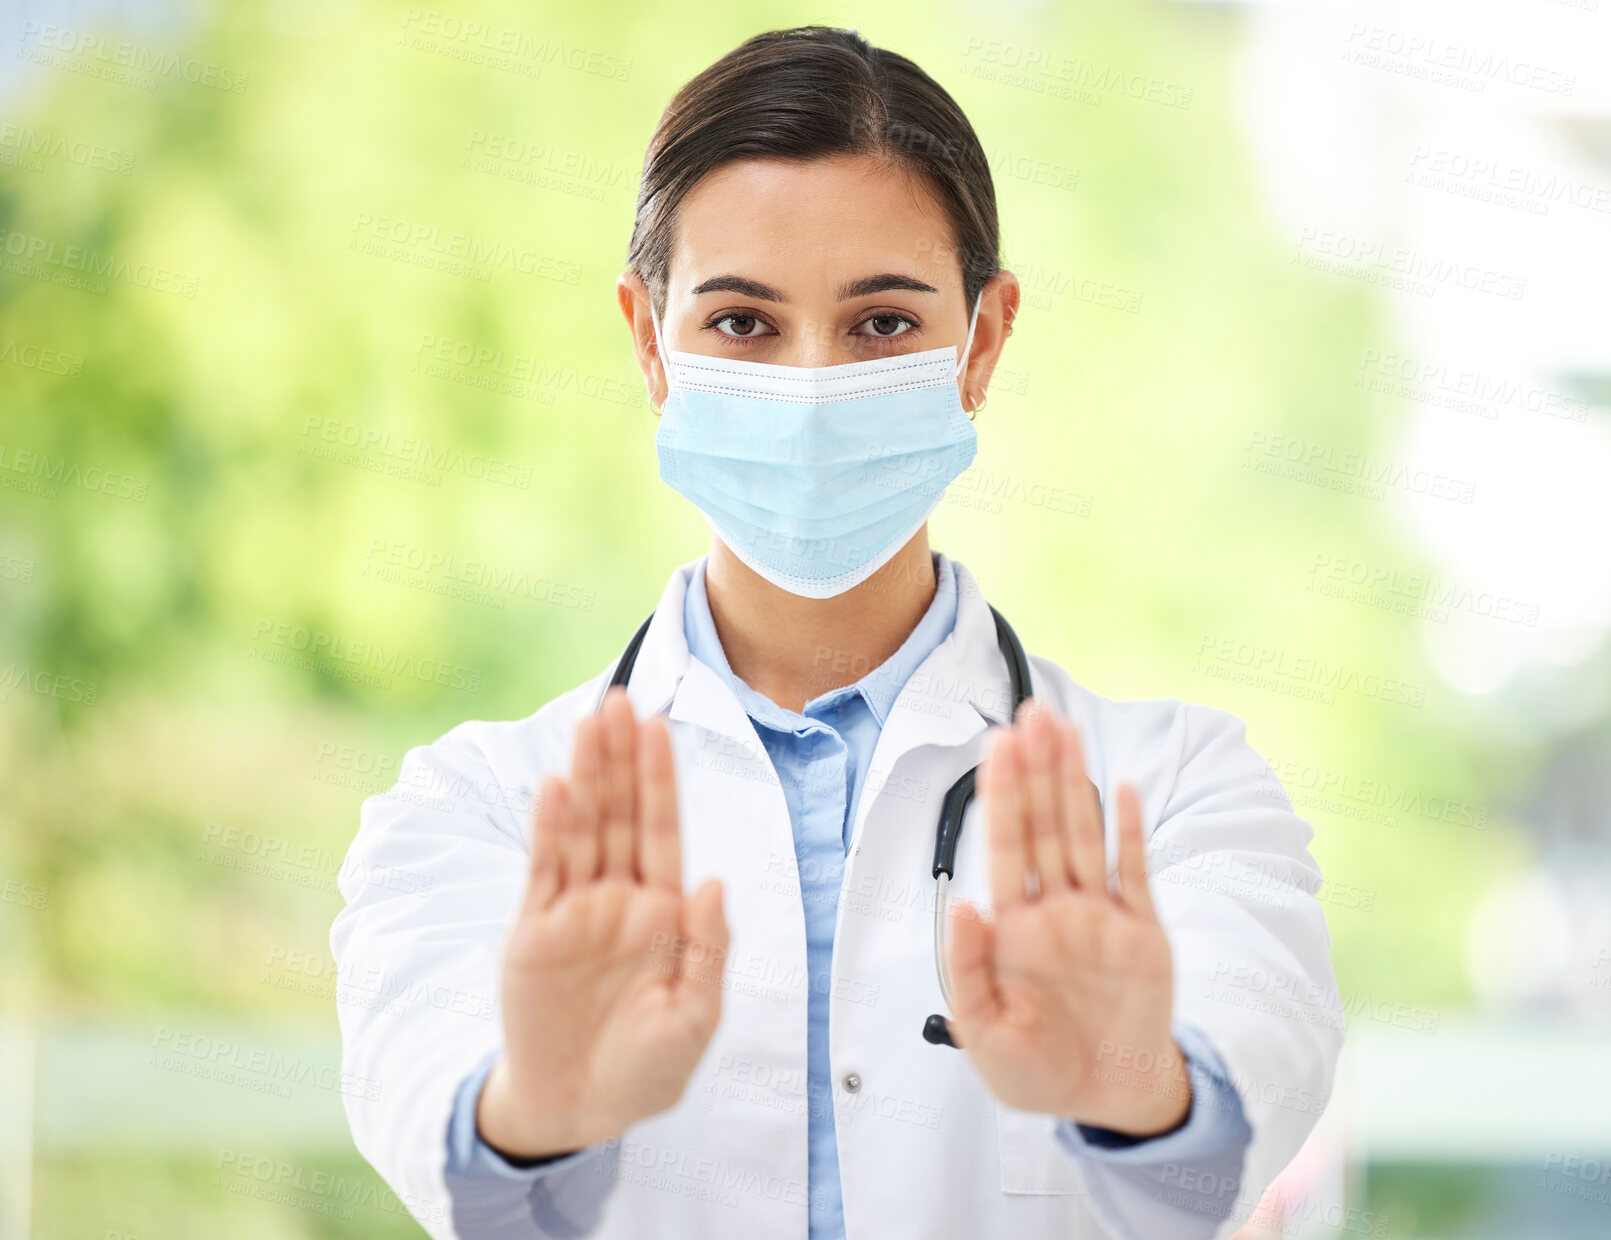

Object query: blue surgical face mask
[649,291,984,599]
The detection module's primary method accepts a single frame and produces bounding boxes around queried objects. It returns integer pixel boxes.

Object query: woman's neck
[702,533,938,715]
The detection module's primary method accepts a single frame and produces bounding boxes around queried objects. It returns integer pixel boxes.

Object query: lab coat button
[842,1072,862,1093]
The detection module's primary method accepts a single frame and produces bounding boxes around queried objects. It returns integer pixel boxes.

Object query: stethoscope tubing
[600,598,1060,1050]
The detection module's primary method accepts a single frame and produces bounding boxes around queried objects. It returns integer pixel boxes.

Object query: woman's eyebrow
[687,273,940,302]
[690,275,786,301]
[836,273,939,299]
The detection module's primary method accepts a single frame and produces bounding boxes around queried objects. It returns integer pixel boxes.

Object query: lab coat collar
[612,556,760,747]
[929,555,1019,727]
[682,551,964,734]
[862,553,1019,768]
[614,554,700,721]
[624,554,1019,749]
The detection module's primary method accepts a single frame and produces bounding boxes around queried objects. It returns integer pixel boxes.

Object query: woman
[332,26,1340,1240]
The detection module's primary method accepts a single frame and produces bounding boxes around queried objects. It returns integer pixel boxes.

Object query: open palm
[479,686,729,1159]
[945,702,1190,1137]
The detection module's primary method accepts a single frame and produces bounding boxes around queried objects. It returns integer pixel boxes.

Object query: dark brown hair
[628,26,1000,321]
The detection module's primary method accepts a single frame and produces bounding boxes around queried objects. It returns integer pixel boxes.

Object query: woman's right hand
[476,684,730,1160]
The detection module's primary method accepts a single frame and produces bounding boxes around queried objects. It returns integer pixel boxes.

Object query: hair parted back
[627,26,1001,321]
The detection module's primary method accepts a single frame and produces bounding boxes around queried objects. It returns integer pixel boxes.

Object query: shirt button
[842,1072,862,1093]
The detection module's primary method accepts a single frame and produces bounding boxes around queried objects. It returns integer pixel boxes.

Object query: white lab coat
[330,555,1342,1240]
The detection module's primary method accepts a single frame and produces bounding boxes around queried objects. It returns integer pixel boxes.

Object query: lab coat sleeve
[1054,1021,1253,1239]
[329,719,620,1240]
[1137,702,1344,1239]
[444,1047,621,1238]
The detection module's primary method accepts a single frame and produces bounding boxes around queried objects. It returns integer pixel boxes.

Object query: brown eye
[714,314,774,339]
[854,314,915,339]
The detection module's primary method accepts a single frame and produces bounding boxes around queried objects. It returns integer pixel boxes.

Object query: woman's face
[621,152,1017,410]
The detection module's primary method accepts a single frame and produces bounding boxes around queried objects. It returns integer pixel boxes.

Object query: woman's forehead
[669,155,961,298]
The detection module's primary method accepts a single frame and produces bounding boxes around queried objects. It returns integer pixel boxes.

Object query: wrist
[1077,1037,1193,1138]
[1112,1054,1192,1138]
[476,1056,597,1161]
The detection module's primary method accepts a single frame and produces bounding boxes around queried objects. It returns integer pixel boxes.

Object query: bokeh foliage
[0,0,1527,1234]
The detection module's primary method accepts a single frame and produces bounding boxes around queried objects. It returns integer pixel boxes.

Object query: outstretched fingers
[526,774,569,910]
[636,712,682,890]
[1059,722,1107,891]
[1114,782,1156,919]
[1020,705,1071,896]
[945,898,999,1030]
[983,728,1032,911]
[674,877,730,1032]
[567,713,606,884]
[599,687,638,879]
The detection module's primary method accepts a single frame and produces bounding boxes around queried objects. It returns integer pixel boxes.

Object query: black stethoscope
[601,601,1053,1051]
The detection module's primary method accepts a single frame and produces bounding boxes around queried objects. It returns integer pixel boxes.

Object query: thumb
[945,898,998,1029]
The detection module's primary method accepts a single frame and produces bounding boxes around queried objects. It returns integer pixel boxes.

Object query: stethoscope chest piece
[920,604,1033,1051]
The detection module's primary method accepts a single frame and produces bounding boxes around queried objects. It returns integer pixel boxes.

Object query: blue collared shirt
[442,551,1252,1239]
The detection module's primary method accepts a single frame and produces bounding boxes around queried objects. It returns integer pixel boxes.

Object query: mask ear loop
[648,295,668,361]
[955,290,985,420]
[953,290,984,380]
[648,294,674,405]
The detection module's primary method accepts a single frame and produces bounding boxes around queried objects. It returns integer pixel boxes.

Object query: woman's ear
[962,270,1022,414]
[617,271,666,414]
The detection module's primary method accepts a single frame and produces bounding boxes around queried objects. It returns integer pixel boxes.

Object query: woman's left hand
[945,700,1191,1137]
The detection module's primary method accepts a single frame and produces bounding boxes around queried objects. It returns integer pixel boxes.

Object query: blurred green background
[2,0,1599,1237]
